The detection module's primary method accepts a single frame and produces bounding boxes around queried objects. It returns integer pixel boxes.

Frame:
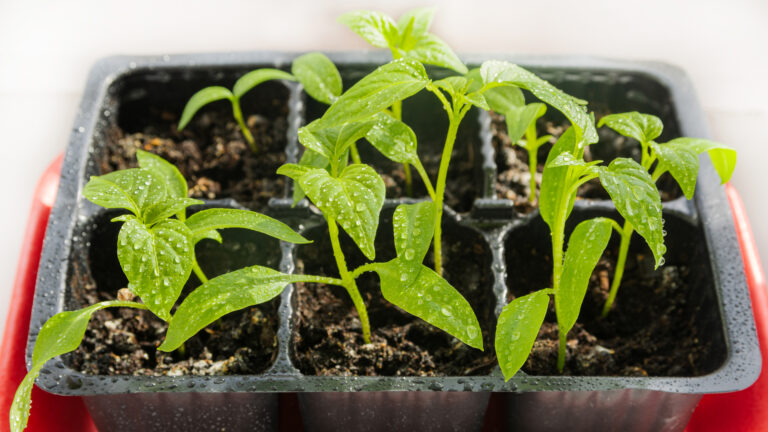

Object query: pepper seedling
[10,151,313,432]
[339,7,467,196]
[597,111,737,317]
[178,69,295,153]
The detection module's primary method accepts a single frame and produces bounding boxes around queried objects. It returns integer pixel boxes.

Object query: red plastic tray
[1,158,765,432]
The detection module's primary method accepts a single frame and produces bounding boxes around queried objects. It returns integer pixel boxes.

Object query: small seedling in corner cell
[178,69,295,153]
[10,151,315,432]
[597,111,736,317]
[339,7,467,196]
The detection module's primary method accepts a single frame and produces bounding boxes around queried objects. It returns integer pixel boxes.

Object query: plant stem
[328,217,371,343]
[232,98,256,153]
[432,109,464,276]
[391,99,413,197]
[192,258,209,284]
[412,159,436,200]
[525,123,539,203]
[350,142,362,165]
[553,165,572,372]
[602,221,633,317]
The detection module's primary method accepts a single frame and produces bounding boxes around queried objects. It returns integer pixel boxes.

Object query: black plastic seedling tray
[26,52,760,432]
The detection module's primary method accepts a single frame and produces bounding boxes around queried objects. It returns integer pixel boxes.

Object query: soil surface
[506,247,720,377]
[292,226,496,376]
[491,112,683,214]
[100,89,289,210]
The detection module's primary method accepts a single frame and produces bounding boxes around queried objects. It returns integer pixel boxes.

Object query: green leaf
[465,92,489,110]
[598,112,663,144]
[10,301,146,432]
[179,86,233,130]
[557,218,613,336]
[298,120,334,159]
[322,59,429,127]
[598,158,666,267]
[232,69,295,99]
[338,10,400,48]
[195,229,222,244]
[480,61,597,144]
[136,150,188,199]
[405,34,468,75]
[83,168,166,219]
[397,7,435,40]
[392,202,435,264]
[432,76,468,95]
[117,217,194,319]
[292,52,342,105]
[293,148,331,205]
[185,208,310,244]
[277,163,385,260]
[539,128,580,228]
[372,259,483,350]
[666,137,737,184]
[158,266,301,352]
[652,142,699,199]
[482,85,525,114]
[299,120,374,163]
[144,197,204,226]
[365,112,419,164]
[495,290,549,381]
[505,103,547,144]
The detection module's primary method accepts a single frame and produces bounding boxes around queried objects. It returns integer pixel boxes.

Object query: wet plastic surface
[10,53,762,431]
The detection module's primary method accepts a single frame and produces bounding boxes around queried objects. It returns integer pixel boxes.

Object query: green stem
[602,221,633,318]
[391,99,413,197]
[651,165,665,182]
[553,166,572,373]
[192,257,209,284]
[350,143,362,165]
[557,329,568,372]
[412,159,436,200]
[526,123,539,203]
[351,263,379,279]
[328,218,371,343]
[232,98,256,153]
[433,108,464,276]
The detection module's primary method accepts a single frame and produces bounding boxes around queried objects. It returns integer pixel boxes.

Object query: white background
[1,0,767,334]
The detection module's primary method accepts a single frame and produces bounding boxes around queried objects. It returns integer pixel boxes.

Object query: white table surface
[1,0,766,335]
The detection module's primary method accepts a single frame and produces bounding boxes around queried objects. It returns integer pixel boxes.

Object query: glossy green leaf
[159,266,304,351]
[666,137,737,184]
[292,148,331,205]
[598,112,662,144]
[432,76,468,95]
[298,120,334,159]
[557,218,613,336]
[480,61,597,144]
[10,301,146,432]
[539,128,581,228]
[372,258,483,350]
[292,52,342,105]
[117,217,194,319]
[83,168,165,219]
[144,197,204,226]
[405,34,468,75]
[299,119,374,163]
[232,69,295,99]
[185,208,310,244]
[322,59,429,127]
[136,150,188,199]
[495,290,549,381]
[465,92,489,110]
[194,229,222,244]
[365,112,419,164]
[397,7,435,40]
[338,10,400,48]
[179,86,233,130]
[392,202,435,264]
[483,85,525,115]
[597,158,666,267]
[652,142,699,199]
[505,103,547,144]
[277,163,385,260]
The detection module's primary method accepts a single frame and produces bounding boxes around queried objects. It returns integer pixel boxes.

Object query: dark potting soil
[506,248,719,377]
[491,112,683,214]
[292,227,497,376]
[100,86,289,210]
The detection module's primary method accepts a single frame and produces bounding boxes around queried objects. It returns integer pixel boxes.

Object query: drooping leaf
[495,290,550,381]
[338,10,400,48]
[184,208,310,244]
[651,142,699,199]
[556,218,613,336]
[480,61,597,144]
[232,69,295,99]
[117,217,194,319]
[598,158,665,267]
[194,229,222,244]
[136,150,188,199]
[83,168,166,219]
[143,197,204,226]
[371,258,483,350]
[277,163,385,260]
[322,59,429,127]
[666,137,737,184]
[405,34,468,75]
[539,128,581,228]
[397,7,435,40]
[179,86,233,130]
[598,112,663,144]
[159,266,306,352]
[365,112,419,164]
[392,202,436,264]
[10,301,146,432]
[292,52,343,105]
[482,85,525,115]
[505,103,547,144]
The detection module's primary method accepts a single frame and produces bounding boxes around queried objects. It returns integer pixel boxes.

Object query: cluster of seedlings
[11,7,736,431]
